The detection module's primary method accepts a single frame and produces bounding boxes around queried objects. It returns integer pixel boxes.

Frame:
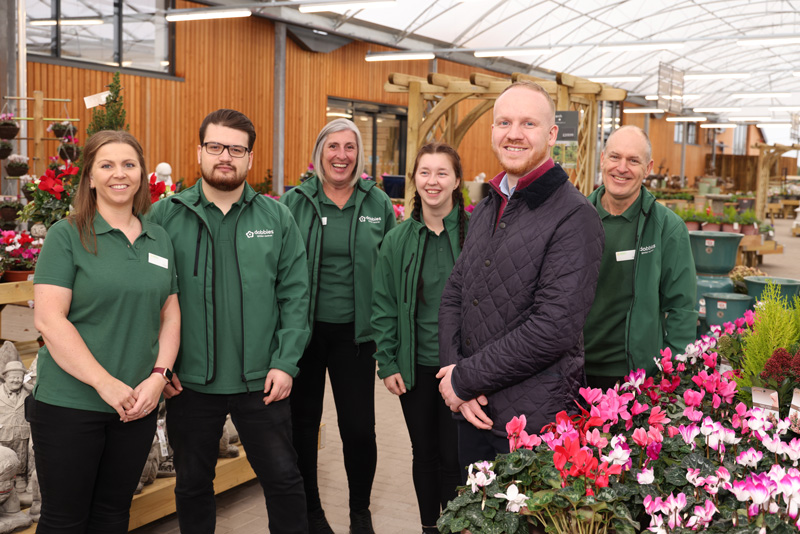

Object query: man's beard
[201,163,248,192]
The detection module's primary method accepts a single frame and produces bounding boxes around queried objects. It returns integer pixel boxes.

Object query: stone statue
[0,447,32,532]
[0,361,30,494]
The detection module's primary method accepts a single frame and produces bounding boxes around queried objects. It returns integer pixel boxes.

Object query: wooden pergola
[753,141,800,221]
[384,71,627,209]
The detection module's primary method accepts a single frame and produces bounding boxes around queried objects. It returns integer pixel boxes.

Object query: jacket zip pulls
[298,189,325,334]
[234,198,251,391]
[189,212,217,384]
[410,232,428,389]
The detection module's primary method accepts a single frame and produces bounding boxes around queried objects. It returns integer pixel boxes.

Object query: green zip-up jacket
[148,181,311,387]
[586,185,697,376]
[371,207,466,389]
[280,178,395,343]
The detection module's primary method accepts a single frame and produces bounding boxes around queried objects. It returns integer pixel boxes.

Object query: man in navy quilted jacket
[437,81,604,468]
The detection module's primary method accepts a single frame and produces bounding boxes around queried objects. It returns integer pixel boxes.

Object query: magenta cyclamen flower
[736,448,763,468]
[686,500,718,529]
[678,424,700,449]
[683,389,704,407]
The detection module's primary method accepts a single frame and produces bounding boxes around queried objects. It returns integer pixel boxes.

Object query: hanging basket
[5,163,28,177]
[58,144,81,162]
[0,147,11,160]
[0,124,20,139]
[22,187,34,203]
[51,123,76,139]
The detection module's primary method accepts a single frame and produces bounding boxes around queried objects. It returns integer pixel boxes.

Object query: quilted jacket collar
[517,164,569,211]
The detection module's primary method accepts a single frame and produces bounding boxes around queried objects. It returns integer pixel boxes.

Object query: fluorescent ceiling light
[644,95,658,100]
[326,112,353,118]
[120,61,132,67]
[474,48,551,58]
[29,18,104,26]
[700,123,737,129]
[365,52,434,62]
[588,76,643,83]
[160,61,170,67]
[666,117,707,122]
[299,1,395,13]
[598,42,684,52]
[692,107,741,113]
[731,92,792,99]
[769,106,800,111]
[727,116,771,122]
[738,37,800,46]
[623,108,664,114]
[165,9,251,21]
[757,122,790,127]
[684,72,748,80]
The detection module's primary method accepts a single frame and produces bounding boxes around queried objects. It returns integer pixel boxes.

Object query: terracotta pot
[5,163,28,177]
[721,223,740,233]
[0,124,20,139]
[2,270,34,283]
[702,222,721,232]
[685,221,701,231]
[58,145,80,162]
[0,147,11,160]
[741,223,759,235]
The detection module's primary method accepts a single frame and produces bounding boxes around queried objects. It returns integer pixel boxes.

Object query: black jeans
[291,321,377,513]
[166,388,307,534]
[399,365,461,527]
[27,398,156,534]
[457,419,510,470]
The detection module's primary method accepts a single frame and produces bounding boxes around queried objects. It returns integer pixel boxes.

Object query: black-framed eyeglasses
[202,142,250,158]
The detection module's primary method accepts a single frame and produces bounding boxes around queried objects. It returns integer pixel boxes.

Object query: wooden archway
[384,71,627,210]
[753,141,800,220]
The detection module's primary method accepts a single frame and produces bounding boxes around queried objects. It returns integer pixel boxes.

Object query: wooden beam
[388,73,428,87]
[511,72,549,84]
[404,81,423,217]
[596,87,627,101]
[428,72,467,88]
[556,72,576,87]
[418,93,473,145]
[470,73,509,88]
[571,81,603,94]
[0,282,34,305]
[453,99,494,148]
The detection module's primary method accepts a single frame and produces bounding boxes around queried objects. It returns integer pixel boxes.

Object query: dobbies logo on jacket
[359,215,382,224]
[245,229,275,238]
[640,243,656,255]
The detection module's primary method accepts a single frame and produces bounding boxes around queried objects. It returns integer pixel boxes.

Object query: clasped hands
[436,364,493,430]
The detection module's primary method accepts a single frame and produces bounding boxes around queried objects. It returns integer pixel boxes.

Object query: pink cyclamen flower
[736,448,763,468]
[678,424,700,449]
[632,427,649,447]
[579,387,603,405]
[683,389,705,407]
[585,428,609,450]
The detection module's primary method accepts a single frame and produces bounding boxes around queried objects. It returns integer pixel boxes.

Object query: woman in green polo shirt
[371,142,468,534]
[281,119,395,534]
[29,130,180,533]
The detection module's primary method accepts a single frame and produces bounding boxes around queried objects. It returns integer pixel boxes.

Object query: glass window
[673,122,684,144]
[26,0,171,74]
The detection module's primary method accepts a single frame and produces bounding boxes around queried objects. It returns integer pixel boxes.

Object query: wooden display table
[17,444,257,533]
[737,235,784,267]
[781,199,800,218]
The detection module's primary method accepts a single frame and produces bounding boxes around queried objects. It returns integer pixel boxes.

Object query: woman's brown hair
[70,130,150,253]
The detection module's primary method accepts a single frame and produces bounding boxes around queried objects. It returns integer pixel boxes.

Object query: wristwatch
[151,367,173,385]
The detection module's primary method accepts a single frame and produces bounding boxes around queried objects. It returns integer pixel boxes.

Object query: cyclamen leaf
[664,465,690,486]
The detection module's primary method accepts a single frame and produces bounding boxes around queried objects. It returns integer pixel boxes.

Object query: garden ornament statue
[0,446,32,532]
[0,360,31,494]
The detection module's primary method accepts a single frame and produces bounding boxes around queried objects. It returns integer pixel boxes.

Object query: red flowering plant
[0,230,43,271]
[19,164,79,228]
[148,173,176,204]
[439,302,800,534]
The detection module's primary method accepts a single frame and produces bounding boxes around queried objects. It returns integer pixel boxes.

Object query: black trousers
[166,389,307,534]
[291,321,377,513]
[398,365,461,527]
[457,419,510,471]
[27,398,156,534]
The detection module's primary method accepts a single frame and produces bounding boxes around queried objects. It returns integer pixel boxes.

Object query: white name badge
[148,253,169,269]
[321,217,328,226]
[616,249,635,262]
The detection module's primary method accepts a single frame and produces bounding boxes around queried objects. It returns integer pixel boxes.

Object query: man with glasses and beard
[149,109,311,533]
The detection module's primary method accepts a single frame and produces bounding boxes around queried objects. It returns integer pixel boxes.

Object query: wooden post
[33,91,45,178]
[404,81,423,217]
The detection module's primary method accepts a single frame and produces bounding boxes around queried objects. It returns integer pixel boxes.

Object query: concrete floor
[3,215,798,534]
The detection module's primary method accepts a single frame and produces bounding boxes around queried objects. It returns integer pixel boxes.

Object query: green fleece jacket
[148,181,311,387]
[371,207,466,389]
[586,185,698,376]
[280,178,395,343]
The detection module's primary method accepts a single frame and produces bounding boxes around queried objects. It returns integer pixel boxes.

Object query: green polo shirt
[33,214,178,413]
[189,186,249,394]
[415,226,455,366]
[315,188,355,324]
[583,193,641,377]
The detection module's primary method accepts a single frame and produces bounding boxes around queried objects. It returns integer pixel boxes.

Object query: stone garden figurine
[0,446,32,532]
[0,361,30,493]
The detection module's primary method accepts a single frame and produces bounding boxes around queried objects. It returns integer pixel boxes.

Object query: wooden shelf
[17,444,256,533]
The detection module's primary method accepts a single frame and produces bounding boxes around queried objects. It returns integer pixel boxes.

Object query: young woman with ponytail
[371,142,469,534]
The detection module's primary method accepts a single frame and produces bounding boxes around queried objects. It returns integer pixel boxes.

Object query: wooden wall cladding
[24,2,504,190]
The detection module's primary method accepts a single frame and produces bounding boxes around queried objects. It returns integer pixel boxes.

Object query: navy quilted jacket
[439,164,604,437]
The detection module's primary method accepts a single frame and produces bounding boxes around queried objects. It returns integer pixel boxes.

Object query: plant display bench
[738,238,784,267]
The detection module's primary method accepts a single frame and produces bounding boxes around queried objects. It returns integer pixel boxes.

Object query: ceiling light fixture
[326,112,353,118]
[700,123,737,129]
[365,52,435,62]
[666,117,707,122]
[623,108,665,114]
[692,107,742,113]
[165,9,251,21]
[731,92,792,99]
[29,18,104,26]
[684,72,748,80]
[299,1,395,13]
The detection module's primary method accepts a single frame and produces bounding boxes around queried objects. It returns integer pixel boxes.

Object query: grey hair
[606,125,652,163]
[311,118,365,187]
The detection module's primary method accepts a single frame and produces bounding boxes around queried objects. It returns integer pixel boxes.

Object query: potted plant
[0,229,43,282]
[0,113,19,140]
[19,165,79,229]
[0,200,22,231]
[701,207,722,231]
[48,120,76,140]
[4,154,29,177]
[676,206,703,231]
[0,140,12,160]
[721,206,740,233]
[57,135,81,162]
[738,209,760,235]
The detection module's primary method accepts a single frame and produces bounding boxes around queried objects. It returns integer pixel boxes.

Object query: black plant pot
[51,123,76,139]
[0,147,11,160]
[5,163,28,177]
[58,145,80,162]
[0,124,20,139]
